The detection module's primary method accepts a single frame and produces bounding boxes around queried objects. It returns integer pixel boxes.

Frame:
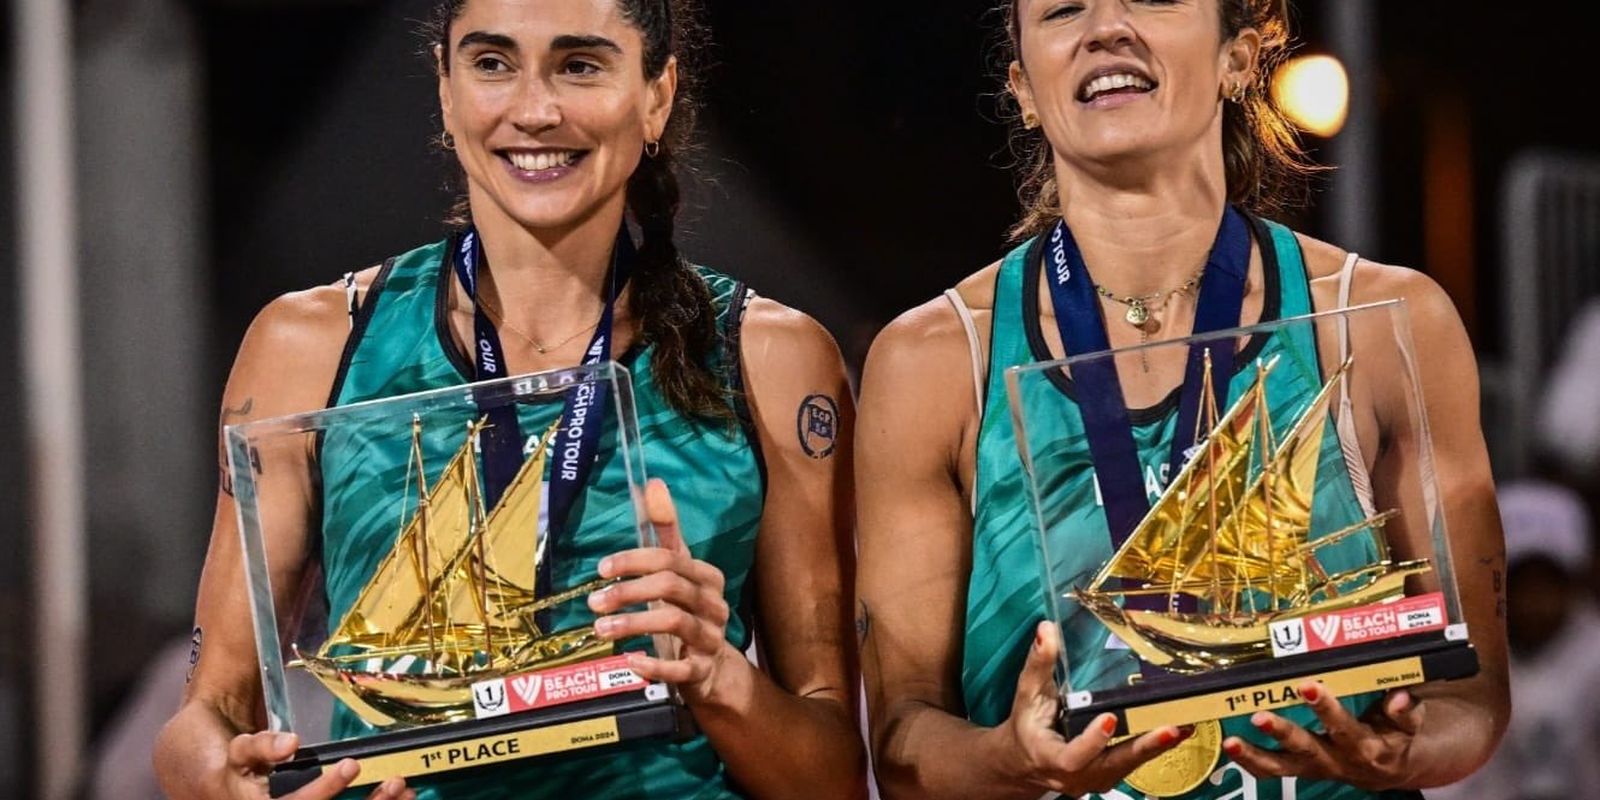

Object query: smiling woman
[152,1,866,799]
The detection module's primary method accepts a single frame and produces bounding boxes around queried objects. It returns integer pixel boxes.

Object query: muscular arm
[685,298,868,799]
[153,284,357,798]
[1360,266,1511,787]
[856,302,1040,800]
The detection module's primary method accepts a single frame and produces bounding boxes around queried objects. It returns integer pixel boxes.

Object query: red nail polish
[1302,684,1321,702]
[1224,741,1242,756]
[1157,729,1176,746]
[1100,716,1118,736]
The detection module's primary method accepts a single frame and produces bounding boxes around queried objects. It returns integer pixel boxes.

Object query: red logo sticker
[1269,592,1448,658]
[472,655,645,719]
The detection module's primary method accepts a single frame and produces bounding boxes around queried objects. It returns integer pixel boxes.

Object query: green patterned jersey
[319,240,764,799]
[964,218,1419,800]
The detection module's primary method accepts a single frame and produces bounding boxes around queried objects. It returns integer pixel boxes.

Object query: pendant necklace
[1093,266,1205,371]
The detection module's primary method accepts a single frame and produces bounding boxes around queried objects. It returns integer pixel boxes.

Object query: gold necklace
[1093,266,1206,371]
[1094,267,1205,328]
[479,300,603,355]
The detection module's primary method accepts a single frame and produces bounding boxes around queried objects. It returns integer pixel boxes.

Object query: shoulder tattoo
[797,394,839,459]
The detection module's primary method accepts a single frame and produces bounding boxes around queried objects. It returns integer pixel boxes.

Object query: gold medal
[1121,719,1222,798]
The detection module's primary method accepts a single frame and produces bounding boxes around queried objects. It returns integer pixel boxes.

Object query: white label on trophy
[472,678,511,719]
[1269,618,1310,657]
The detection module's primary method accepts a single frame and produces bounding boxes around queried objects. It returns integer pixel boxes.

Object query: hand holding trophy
[1224,681,1424,789]
[999,620,1191,797]
[587,479,740,703]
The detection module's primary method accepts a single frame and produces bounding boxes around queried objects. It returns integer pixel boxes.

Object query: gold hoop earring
[645,140,661,158]
[1229,83,1247,104]
[1023,112,1040,130]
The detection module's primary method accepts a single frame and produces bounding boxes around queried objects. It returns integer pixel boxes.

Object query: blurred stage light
[1272,54,1350,137]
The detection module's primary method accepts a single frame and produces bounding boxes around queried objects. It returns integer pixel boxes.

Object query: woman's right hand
[998,621,1190,797]
[222,731,413,800]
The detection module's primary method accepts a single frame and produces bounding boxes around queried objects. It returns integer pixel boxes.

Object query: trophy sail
[1073,353,1431,673]
[293,415,614,727]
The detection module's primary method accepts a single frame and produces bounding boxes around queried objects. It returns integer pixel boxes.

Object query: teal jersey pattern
[318,240,764,799]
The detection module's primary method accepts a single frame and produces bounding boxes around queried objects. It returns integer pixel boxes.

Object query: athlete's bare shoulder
[1293,230,1460,329]
[740,296,842,364]
[951,259,1004,314]
[223,265,383,422]
[868,259,1002,378]
[859,260,1002,465]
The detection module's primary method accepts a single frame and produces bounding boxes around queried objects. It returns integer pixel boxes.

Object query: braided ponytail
[627,133,728,420]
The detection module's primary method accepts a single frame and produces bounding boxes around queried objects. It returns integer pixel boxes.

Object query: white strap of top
[1334,252,1379,518]
[945,288,987,417]
[944,288,986,516]
[1336,252,1358,357]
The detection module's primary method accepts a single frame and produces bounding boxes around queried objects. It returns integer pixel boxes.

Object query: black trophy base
[1063,632,1478,738]
[268,687,692,797]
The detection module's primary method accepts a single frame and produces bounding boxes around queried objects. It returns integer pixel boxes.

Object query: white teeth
[508,150,577,171]
[1082,72,1154,100]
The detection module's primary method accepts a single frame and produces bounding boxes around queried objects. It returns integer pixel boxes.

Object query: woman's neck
[466,189,630,340]
[1055,146,1229,298]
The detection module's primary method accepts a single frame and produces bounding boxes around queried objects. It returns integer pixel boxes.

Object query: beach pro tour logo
[1269,592,1448,658]
[471,654,647,719]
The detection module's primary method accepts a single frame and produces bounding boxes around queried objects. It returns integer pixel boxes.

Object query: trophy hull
[1074,559,1433,673]
[268,684,691,798]
[293,628,614,727]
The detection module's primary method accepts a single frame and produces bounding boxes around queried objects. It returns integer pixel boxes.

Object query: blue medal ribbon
[1042,207,1250,618]
[451,225,636,628]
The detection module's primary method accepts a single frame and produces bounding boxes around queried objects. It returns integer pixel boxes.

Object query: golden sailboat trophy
[227,362,688,796]
[1007,302,1477,797]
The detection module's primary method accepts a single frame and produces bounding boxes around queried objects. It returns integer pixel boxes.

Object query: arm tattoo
[1481,556,1506,619]
[218,398,263,495]
[223,397,254,420]
[186,626,203,683]
[856,600,871,644]
[797,394,840,459]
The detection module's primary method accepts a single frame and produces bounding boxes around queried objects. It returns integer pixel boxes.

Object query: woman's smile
[498,146,591,183]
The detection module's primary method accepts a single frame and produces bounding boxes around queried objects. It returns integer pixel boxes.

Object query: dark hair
[998,0,1321,240]
[426,0,729,421]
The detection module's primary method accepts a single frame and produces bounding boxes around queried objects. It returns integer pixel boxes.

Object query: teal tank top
[964,218,1418,800]
[318,240,764,799]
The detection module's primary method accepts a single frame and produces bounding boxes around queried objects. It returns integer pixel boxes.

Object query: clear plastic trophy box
[1007,301,1478,772]
[226,362,687,796]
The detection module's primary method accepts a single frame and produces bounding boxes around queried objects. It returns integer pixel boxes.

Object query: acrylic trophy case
[1007,302,1477,797]
[226,362,688,796]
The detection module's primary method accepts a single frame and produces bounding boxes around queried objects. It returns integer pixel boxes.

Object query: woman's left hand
[1224,681,1423,791]
[587,478,739,704]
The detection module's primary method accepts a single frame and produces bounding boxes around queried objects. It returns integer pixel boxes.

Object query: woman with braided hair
[857,1,1508,798]
[154,1,866,798]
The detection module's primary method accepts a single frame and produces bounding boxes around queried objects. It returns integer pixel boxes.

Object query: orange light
[1271,55,1350,137]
